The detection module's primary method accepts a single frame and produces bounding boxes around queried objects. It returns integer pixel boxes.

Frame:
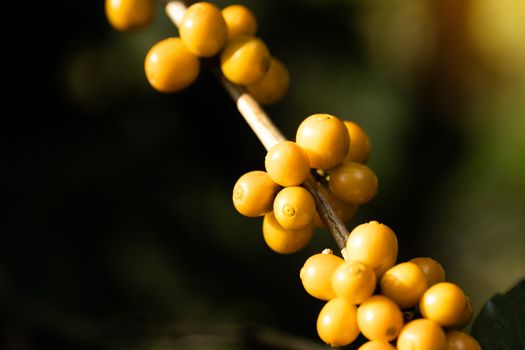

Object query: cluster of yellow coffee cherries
[106,0,290,104]
[300,221,481,350]
[106,3,481,349]
[232,113,378,254]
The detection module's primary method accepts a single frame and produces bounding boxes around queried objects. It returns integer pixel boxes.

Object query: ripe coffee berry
[380,262,428,308]
[409,257,446,287]
[232,170,279,217]
[222,4,257,40]
[345,221,398,278]
[317,297,360,347]
[344,121,371,164]
[144,37,200,93]
[329,161,378,205]
[262,212,313,254]
[180,2,228,57]
[358,341,396,350]
[300,250,345,300]
[246,57,290,105]
[296,114,349,169]
[220,35,271,85]
[357,295,404,342]
[444,330,481,350]
[332,260,376,304]
[397,319,446,350]
[419,282,466,327]
[105,0,155,32]
[273,186,316,230]
[265,141,310,187]
[448,296,473,330]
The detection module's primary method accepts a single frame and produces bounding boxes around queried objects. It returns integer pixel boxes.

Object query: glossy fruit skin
[273,186,316,230]
[444,331,481,350]
[179,2,227,57]
[329,161,378,205]
[357,295,404,342]
[222,4,257,40]
[332,260,376,304]
[420,282,466,327]
[345,221,398,278]
[300,251,345,300]
[344,121,371,164]
[246,57,290,105]
[380,262,428,308]
[105,0,155,32]
[409,257,446,287]
[448,297,473,330]
[220,35,271,85]
[295,114,350,170]
[317,297,360,347]
[313,185,358,228]
[144,37,200,93]
[358,341,396,350]
[262,212,313,254]
[232,170,280,217]
[397,319,446,350]
[265,141,310,187]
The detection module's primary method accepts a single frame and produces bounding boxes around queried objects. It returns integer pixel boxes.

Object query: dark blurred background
[4,0,525,349]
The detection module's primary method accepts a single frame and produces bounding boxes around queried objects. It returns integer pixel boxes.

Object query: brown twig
[163,0,349,253]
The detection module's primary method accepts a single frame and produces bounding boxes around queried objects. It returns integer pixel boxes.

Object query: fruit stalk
[164,0,349,251]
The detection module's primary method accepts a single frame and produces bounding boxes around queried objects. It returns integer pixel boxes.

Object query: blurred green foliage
[3,0,524,349]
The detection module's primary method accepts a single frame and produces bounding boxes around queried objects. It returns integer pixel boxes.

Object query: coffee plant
[104,1,524,349]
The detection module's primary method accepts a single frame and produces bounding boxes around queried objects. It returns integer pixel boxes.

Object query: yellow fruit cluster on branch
[105,3,483,350]
[106,0,289,104]
[300,221,480,349]
[232,113,377,254]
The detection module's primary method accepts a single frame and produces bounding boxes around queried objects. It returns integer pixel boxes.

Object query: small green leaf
[471,279,525,350]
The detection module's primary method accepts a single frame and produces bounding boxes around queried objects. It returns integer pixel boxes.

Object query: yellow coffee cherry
[397,319,446,350]
[144,37,200,93]
[313,185,358,228]
[409,257,446,287]
[445,331,481,350]
[332,260,376,304]
[220,35,271,85]
[262,212,313,254]
[345,221,398,278]
[246,57,290,105]
[222,4,257,40]
[232,170,280,217]
[317,297,360,347]
[105,0,155,32]
[265,141,310,187]
[273,186,316,230]
[420,282,467,327]
[358,341,396,350]
[300,250,345,300]
[328,161,378,205]
[380,262,428,308]
[295,114,350,169]
[448,297,473,330]
[344,121,371,164]
[179,2,227,57]
[357,295,404,342]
